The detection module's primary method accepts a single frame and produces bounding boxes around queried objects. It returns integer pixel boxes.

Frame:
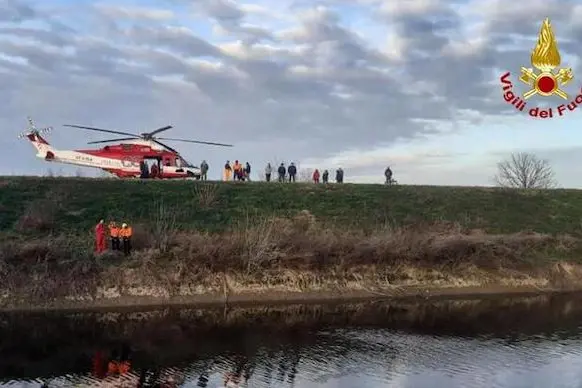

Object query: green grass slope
[1,176,582,235]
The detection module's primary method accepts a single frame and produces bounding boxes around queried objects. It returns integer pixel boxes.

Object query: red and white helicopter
[20,117,232,179]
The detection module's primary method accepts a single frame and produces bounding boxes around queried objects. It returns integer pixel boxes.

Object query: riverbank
[3,204,582,310]
[3,176,582,310]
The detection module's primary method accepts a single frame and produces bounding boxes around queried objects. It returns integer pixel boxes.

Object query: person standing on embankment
[200,160,209,180]
[233,160,242,181]
[278,163,286,182]
[223,161,232,181]
[313,169,320,183]
[95,220,106,254]
[265,162,272,182]
[108,221,120,251]
[288,162,297,182]
[119,223,133,256]
[245,162,251,181]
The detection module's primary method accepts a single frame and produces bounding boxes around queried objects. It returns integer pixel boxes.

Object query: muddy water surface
[2,293,582,387]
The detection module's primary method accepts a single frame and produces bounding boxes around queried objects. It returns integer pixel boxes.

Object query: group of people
[309,168,344,184]
[206,159,394,184]
[223,160,252,181]
[94,220,133,256]
[264,162,299,182]
[139,160,160,179]
[136,155,394,185]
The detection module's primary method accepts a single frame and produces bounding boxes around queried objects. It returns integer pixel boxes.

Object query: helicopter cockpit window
[175,158,181,167]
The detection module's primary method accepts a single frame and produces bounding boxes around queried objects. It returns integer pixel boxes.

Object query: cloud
[0,0,36,22]
[93,4,175,21]
[2,0,582,185]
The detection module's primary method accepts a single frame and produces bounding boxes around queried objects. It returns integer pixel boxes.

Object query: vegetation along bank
[2,176,582,310]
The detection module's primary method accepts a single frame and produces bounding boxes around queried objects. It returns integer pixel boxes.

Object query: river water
[2,293,582,387]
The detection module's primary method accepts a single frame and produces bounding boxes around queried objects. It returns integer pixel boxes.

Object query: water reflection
[2,293,582,387]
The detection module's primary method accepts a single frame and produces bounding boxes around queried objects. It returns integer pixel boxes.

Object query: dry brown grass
[2,210,582,304]
[164,212,576,272]
[15,199,59,232]
[192,183,219,209]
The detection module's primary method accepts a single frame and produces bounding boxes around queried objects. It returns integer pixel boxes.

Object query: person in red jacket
[95,219,106,253]
[312,169,320,183]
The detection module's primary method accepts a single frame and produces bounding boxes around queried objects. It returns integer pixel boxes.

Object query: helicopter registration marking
[121,160,139,167]
[74,155,93,162]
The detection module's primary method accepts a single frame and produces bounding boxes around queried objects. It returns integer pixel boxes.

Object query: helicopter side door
[159,156,186,177]
[142,157,162,178]
[174,157,184,173]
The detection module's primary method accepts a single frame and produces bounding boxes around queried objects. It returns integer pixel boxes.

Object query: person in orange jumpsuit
[108,221,120,251]
[95,220,106,253]
[119,223,133,256]
[233,160,242,180]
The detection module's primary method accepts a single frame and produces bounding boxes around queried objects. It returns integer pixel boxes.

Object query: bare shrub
[164,212,571,276]
[237,214,284,273]
[130,223,154,250]
[298,168,314,182]
[15,199,58,232]
[149,200,178,253]
[0,233,98,297]
[193,184,219,208]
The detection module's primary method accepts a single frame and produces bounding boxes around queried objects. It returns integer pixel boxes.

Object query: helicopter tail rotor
[18,116,52,139]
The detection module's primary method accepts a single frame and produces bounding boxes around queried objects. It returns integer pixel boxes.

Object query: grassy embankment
[2,176,582,309]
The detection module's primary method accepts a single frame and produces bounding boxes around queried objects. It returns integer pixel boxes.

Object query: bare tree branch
[493,152,556,189]
[298,168,313,182]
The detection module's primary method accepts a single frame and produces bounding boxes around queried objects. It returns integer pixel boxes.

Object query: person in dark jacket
[200,160,209,180]
[322,169,329,184]
[139,161,149,179]
[384,166,393,185]
[265,163,272,182]
[335,168,344,183]
[245,162,251,181]
[288,162,297,182]
[277,163,286,182]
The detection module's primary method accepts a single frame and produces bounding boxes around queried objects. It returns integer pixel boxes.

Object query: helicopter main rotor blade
[87,137,140,144]
[157,137,233,147]
[152,139,180,154]
[147,125,173,136]
[64,124,138,137]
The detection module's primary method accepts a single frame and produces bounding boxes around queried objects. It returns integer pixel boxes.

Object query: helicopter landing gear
[187,171,201,180]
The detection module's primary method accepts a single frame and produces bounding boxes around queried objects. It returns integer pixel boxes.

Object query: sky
[3,0,582,185]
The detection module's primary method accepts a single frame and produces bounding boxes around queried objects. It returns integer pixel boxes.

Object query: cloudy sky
[2,0,582,185]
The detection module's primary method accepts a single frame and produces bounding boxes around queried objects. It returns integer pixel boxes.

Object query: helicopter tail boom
[19,117,56,160]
